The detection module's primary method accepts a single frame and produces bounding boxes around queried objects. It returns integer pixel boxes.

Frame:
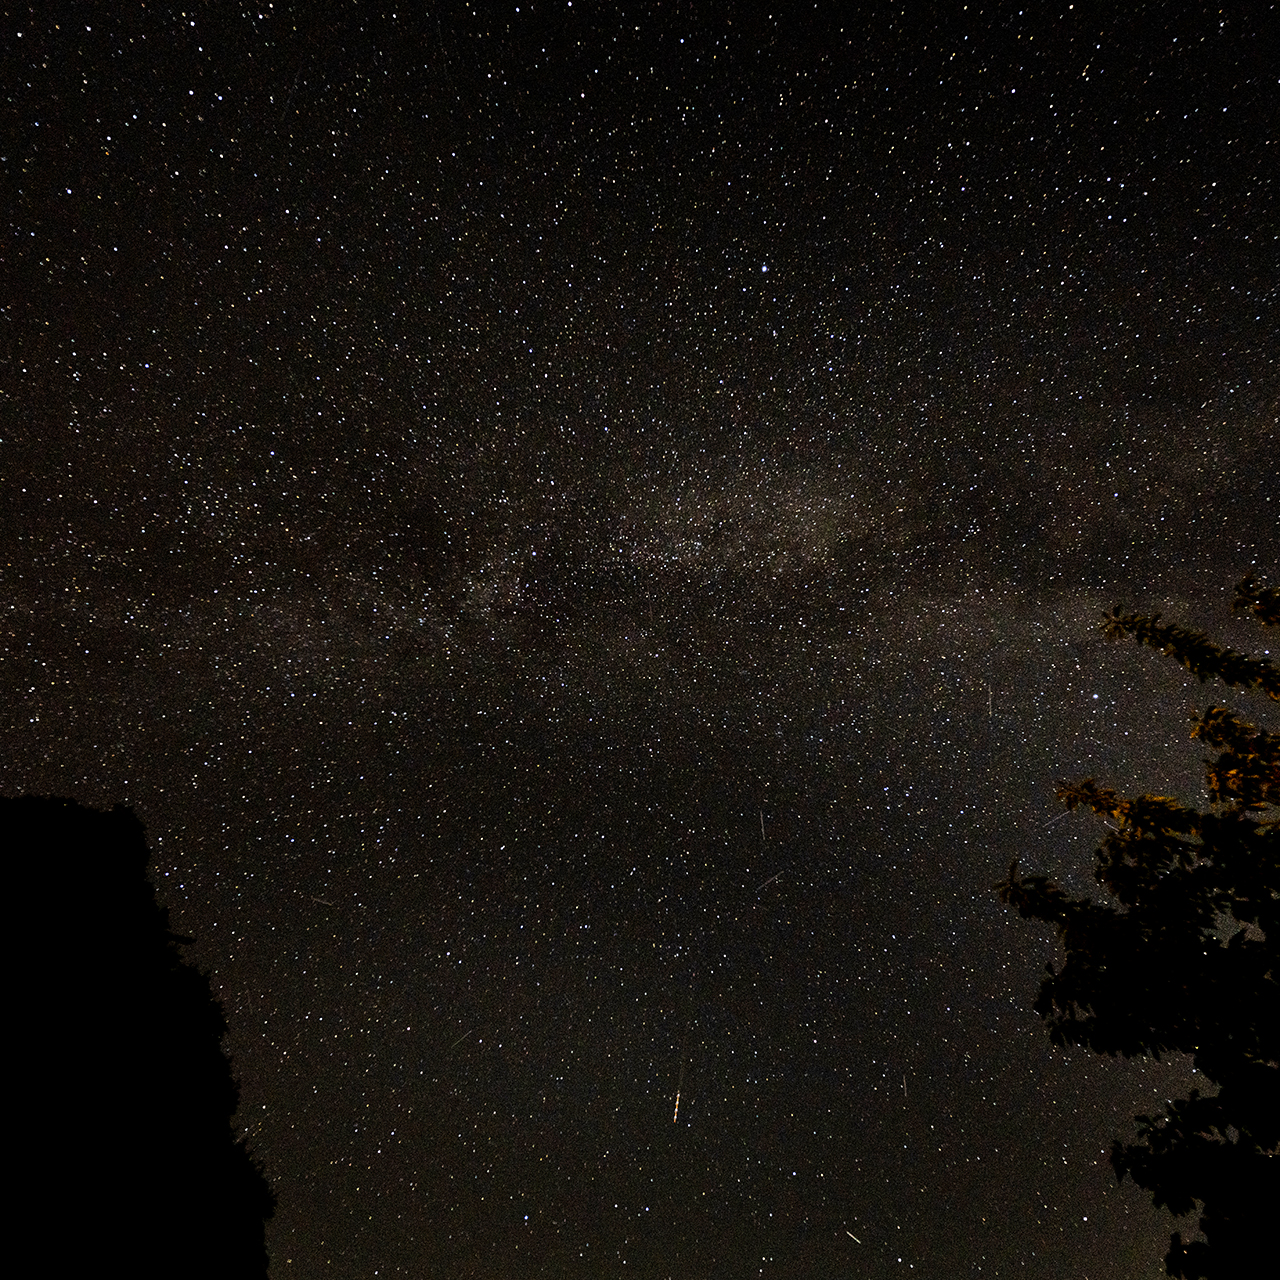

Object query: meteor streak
[673,1038,687,1122]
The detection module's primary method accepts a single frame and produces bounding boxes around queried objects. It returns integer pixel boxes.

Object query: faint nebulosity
[4,3,1276,1278]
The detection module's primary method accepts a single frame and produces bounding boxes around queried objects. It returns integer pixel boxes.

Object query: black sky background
[4,2,1277,1277]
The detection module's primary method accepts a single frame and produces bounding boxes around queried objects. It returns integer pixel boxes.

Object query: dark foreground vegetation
[5,795,274,1279]
[999,575,1279,1278]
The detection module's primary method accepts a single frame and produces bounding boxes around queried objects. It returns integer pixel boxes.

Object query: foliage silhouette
[997,577,1279,1279]
[5,795,274,1279]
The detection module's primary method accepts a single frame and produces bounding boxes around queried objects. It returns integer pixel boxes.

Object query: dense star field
[4,2,1276,1277]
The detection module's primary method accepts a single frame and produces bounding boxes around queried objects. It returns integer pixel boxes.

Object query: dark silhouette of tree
[997,577,1279,1279]
[5,796,274,1279]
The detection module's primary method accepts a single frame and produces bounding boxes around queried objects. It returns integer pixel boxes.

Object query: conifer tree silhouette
[5,796,274,1279]
[997,576,1279,1279]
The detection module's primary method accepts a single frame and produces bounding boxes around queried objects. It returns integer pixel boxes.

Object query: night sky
[5,2,1278,1277]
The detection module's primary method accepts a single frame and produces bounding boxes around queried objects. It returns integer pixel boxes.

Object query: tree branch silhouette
[997,576,1279,1279]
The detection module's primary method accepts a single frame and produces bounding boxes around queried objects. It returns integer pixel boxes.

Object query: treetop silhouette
[5,795,274,1279]
[997,575,1279,1279]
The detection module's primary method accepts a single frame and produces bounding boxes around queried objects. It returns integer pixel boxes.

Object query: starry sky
[5,2,1278,1277]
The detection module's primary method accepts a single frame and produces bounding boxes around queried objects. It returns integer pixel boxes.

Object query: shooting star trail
[449,1029,475,1050]
[846,1231,861,1243]
[756,871,783,892]
[673,1036,688,1122]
